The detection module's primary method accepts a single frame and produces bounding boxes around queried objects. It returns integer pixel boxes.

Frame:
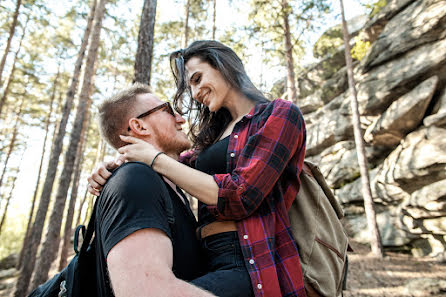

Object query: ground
[344,241,446,297]
[0,240,445,296]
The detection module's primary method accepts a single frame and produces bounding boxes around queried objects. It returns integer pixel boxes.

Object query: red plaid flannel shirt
[181,99,307,297]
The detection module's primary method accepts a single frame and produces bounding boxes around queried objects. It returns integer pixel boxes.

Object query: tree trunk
[0,178,15,236]
[212,0,216,40]
[17,64,61,269]
[30,0,107,288]
[13,1,98,295]
[0,14,29,117]
[0,148,25,236]
[281,0,298,103]
[75,138,104,227]
[58,106,90,270]
[0,0,22,88]
[183,0,190,48]
[133,0,157,85]
[0,99,24,200]
[339,0,383,258]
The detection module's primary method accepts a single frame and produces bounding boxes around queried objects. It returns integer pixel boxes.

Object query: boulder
[411,235,446,257]
[377,126,446,193]
[362,0,446,70]
[361,0,416,43]
[0,253,17,270]
[313,14,368,59]
[297,91,324,114]
[313,141,385,189]
[364,76,438,146]
[401,211,446,235]
[305,93,353,156]
[335,167,380,205]
[424,86,446,127]
[403,277,446,297]
[344,207,413,247]
[356,38,446,115]
[297,66,349,114]
[0,268,17,281]
[297,46,347,94]
[406,179,446,218]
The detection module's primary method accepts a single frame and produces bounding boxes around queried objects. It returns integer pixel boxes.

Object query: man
[91,83,215,297]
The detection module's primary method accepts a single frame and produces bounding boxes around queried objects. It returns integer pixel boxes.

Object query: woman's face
[185,57,232,112]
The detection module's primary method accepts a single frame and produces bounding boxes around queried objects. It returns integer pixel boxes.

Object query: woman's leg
[190,232,254,297]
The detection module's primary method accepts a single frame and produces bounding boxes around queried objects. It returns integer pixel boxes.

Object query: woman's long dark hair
[170,40,269,151]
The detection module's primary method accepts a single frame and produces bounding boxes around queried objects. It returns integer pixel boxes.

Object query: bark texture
[0,0,22,88]
[133,0,157,85]
[282,0,298,103]
[12,1,97,295]
[0,14,29,117]
[340,0,383,257]
[0,99,24,200]
[30,0,107,288]
[18,65,61,269]
[183,0,190,47]
[58,108,90,270]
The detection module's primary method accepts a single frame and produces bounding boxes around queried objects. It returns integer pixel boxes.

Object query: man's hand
[87,160,121,196]
[107,228,216,297]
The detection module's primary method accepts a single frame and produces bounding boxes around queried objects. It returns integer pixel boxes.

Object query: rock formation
[286,0,446,257]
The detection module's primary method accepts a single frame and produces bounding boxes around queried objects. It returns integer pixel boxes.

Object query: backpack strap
[79,200,99,254]
[74,225,86,255]
[303,161,344,219]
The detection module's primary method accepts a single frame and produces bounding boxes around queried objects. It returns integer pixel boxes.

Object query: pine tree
[13,1,98,295]
[339,0,383,257]
[133,0,157,85]
[30,0,108,287]
[0,0,22,88]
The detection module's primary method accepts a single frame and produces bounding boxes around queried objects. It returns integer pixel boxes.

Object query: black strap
[74,225,86,254]
[79,200,98,254]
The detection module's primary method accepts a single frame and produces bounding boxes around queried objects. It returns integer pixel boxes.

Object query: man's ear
[128,118,151,136]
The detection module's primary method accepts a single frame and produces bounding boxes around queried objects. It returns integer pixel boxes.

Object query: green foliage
[351,38,371,61]
[365,0,387,17]
[0,213,26,259]
[247,0,330,73]
[313,25,343,58]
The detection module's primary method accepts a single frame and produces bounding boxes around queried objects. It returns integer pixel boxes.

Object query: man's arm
[107,228,215,297]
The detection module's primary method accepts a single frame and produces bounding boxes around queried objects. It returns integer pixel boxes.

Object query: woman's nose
[190,85,198,100]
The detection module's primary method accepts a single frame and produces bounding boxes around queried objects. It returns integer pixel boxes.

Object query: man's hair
[98,83,152,149]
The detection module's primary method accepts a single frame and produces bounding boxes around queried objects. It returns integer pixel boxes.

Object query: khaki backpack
[289,161,350,297]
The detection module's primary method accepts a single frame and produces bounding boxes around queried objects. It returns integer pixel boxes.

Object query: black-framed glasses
[128,102,175,131]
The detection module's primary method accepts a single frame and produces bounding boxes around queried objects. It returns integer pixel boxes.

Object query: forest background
[0,0,383,295]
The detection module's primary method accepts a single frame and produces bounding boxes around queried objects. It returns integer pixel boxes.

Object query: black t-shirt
[195,136,230,226]
[94,162,205,296]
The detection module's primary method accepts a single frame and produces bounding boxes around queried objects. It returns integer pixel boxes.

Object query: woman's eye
[194,75,201,83]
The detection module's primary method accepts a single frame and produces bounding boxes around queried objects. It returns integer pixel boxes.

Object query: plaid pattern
[181,99,307,297]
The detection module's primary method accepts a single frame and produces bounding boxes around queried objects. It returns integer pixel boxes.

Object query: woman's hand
[118,135,159,165]
[87,159,122,196]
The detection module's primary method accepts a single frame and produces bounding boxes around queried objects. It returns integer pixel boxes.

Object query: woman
[90,40,307,297]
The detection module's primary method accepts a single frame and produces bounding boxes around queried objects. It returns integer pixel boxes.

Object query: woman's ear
[128,118,151,136]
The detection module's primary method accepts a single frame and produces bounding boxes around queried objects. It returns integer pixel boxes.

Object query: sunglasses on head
[128,102,175,131]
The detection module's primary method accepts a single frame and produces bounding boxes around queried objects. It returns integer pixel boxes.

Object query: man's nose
[175,113,186,124]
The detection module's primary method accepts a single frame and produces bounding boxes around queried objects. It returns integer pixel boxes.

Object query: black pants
[191,231,254,297]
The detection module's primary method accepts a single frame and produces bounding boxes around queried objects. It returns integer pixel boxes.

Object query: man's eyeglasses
[128,102,175,131]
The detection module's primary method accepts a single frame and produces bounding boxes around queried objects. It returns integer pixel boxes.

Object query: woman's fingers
[119,134,141,144]
[87,183,101,196]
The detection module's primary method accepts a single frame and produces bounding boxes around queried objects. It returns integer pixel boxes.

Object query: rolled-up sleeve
[208,100,306,220]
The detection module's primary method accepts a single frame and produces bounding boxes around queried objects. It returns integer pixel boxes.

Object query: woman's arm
[117,137,219,206]
[118,100,306,219]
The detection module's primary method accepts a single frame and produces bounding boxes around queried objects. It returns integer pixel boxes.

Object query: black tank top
[195,136,230,225]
